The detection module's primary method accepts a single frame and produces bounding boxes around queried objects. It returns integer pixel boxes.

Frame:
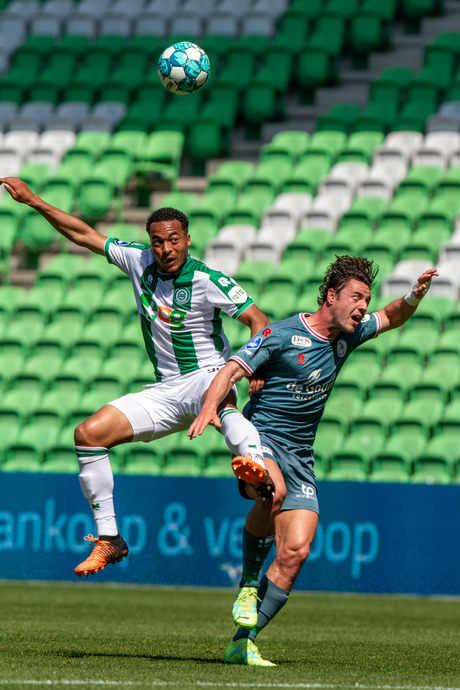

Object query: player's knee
[74,418,101,447]
[272,485,287,516]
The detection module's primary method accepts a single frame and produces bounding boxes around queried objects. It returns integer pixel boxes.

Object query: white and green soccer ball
[158,42,210,95]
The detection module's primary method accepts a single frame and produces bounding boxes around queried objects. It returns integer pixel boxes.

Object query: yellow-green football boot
[232,586,260,628]
[224,638,276,666]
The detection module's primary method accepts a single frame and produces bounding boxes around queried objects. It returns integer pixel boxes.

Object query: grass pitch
[0,581,459,690]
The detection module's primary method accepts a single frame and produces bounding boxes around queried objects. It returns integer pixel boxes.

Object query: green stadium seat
[134,131,184,188]
[283,157,331,194]
[54,286,105,325]
[156,92,204,133]
[350,0,394,58]
[118,100,164,132]
[394,101,436,133]
[411,454,453,485]
[314,417,346,465]
[188,109,227,162]
[327,452,368,481]
[386,426,428,461]
[380,196,430,232]
[0,389,42,423]
[324,393,363,425]
[337,131,385,164]
[36,254,86,290]
[21,210,59,253]
[387,329,439,365]
[122,443,162,476]
[0,411,22,460]
[273,8,311,54]
[369,451,411,483]
[336,361,381,398]
[430,329,460,366]
[1,451,42,473]
[356,397,404,430]
[410,364,459,404]
[162,434,204,477]
[317,103,360,132]
[340,197,387,231]
[261,132,310,165]
[232,261,274,296]
[202,433,234,477]
[400,397,444,432]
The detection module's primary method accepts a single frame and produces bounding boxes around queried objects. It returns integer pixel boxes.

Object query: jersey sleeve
[351,312,382,348]
[230,329,282,375]
[104,238,151,276]
[205,272,254,319]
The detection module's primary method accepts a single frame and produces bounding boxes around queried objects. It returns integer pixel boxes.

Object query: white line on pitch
[0,682,460,690]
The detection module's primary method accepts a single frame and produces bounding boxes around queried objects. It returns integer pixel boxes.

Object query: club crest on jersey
[292,335,312,347]
[175,287,190,305]
[245,336,262,355]
[307,369,322,384]
[337,340,347,358]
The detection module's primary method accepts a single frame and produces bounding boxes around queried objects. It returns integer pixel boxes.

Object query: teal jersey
[230,311,382,447]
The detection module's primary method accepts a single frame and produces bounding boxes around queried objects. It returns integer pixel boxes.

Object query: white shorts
[108,366,234,443]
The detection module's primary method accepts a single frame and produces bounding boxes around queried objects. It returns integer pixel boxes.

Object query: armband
[404,278,431,306]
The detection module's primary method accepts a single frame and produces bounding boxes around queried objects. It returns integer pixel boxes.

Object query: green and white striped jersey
[105,238,254,381]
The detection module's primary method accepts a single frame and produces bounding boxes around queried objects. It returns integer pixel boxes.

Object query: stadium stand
[1,0,460,481]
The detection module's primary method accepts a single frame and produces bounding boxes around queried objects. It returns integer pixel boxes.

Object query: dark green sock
[233,575,290,642]
[239,528,275,588]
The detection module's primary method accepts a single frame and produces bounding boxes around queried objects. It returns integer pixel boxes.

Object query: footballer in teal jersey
[190,256,438,666]
[229,310,381,513]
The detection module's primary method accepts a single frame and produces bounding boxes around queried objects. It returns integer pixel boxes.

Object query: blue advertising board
[0,474,459,595]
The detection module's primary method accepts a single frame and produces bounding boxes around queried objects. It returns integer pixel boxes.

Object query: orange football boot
[74,534,129,578]
[231,454,276,498]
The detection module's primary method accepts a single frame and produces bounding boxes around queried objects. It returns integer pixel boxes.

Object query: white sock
[219,408,266,469]
[75,446,118,537]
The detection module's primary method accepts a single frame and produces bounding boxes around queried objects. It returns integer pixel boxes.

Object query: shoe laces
[238,587,261,604]
[83,534,117,561]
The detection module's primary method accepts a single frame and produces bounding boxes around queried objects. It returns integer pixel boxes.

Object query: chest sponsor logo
[292,335,312,347]
[228,285,248,304]
[286,370,335,401]
[158,305,186,331]
[337,340,347,358]
[262,328,272,337]
[245,336,262,355]
[175,287,190,305]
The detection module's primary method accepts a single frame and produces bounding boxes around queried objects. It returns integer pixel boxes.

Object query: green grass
[1,581,460,689]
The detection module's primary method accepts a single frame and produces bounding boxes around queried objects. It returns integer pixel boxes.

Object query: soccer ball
[158,42,210,95]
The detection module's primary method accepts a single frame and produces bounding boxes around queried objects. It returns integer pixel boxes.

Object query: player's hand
[0,177,35,204]
[414,268,439,299]
[188,406,221,439]
[248,373,265,395]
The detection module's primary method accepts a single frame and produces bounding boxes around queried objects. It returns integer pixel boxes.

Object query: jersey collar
[157,253,191,281]
[299,313,335,342]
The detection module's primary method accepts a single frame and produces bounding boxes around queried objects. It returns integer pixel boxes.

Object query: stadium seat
[328,452,368,481]
[369,451,411,483]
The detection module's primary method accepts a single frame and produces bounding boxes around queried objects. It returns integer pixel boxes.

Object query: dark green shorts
[239,433,319,514]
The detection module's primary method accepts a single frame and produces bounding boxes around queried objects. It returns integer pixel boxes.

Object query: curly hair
[317,255,379,307]
[145,207,189,235]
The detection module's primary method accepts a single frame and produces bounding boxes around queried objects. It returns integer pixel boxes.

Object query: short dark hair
[317,255,379,307]
[145,207,189,235]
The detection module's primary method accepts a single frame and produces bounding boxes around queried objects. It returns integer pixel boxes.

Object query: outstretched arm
[0,177,108,255]
[237,304,270,336]
[377,268,439,333]
[188,360,248,438]
[236,304,270,394]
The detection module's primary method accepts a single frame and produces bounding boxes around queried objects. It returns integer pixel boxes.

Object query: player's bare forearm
[237,304,270,336]
[377,268,439,332]
[188,361,247,438]
[0,177,107,255]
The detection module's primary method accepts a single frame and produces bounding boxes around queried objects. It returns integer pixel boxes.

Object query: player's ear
[327,287,336,304]
[186,234,191,246]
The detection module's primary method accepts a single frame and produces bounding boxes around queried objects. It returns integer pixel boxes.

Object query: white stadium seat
[3,130,39,156]
[383,131,423,157]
